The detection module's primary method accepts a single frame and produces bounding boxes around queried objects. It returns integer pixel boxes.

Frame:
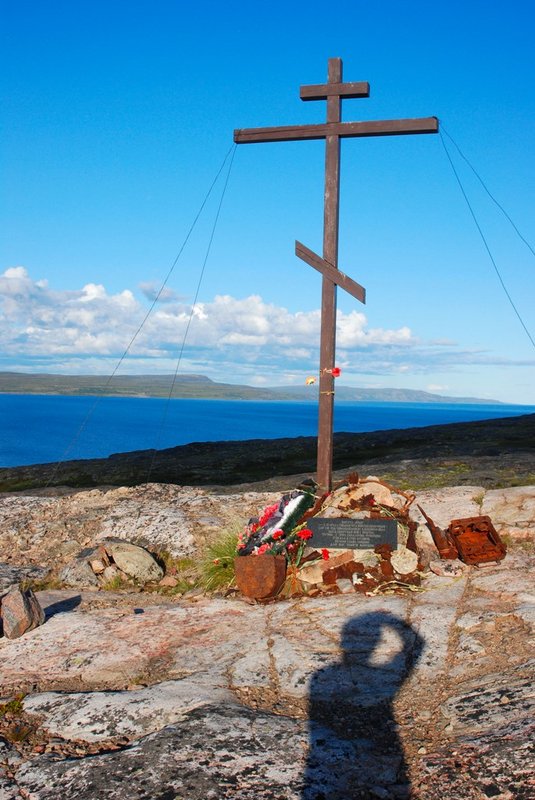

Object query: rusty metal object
[447,516,507,565]
[406,518,418,554]
[234,555,287,600]
[417,504,459,560]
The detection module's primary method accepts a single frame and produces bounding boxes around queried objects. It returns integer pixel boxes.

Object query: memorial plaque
[307,517,398,550]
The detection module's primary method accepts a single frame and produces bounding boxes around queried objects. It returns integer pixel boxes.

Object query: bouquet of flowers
[237,489,316,565]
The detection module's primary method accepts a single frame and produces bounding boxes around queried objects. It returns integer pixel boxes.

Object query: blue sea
[1,394,534,468]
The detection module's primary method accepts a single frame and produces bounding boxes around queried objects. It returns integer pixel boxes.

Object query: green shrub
[199,525,240,592]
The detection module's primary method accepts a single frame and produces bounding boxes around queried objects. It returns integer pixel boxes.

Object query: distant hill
[270,384,502,404]
[0,371,502,405]
[0,372,294,400]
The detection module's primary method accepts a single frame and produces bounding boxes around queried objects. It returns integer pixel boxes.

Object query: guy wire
[44,143,237,489]
[439,128,535,350]
[143,143,238,487]
[441,124,535,259]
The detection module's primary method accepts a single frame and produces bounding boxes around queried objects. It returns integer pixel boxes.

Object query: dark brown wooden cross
[234,58,438,492]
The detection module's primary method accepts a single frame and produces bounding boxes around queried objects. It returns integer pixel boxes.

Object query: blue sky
[2,0,534,403]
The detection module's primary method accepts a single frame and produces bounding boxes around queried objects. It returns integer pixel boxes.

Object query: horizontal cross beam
[234,116,438,144]
[300,81,370,101]
[295,241,366,304]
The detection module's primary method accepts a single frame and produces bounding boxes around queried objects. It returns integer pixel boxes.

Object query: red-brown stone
[379,560,395,578]
[1,585,45,639]
[374,543,393,558]
[322,560,360,585]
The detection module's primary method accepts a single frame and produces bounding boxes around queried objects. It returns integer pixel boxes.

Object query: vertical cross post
[318,57,343,493]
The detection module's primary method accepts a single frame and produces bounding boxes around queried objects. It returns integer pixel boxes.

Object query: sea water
[1,394,533,468]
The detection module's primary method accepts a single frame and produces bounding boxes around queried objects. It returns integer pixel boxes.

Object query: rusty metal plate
[448,516,507,565]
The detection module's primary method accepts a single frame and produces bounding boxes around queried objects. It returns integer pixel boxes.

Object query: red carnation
[321,549,330,560]
[296,528,313,541]
[259,502,279,527]
[331,367,341,378]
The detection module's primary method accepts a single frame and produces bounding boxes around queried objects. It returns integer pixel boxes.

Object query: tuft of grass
[24,576,64,592]
[171,557,196,572]
[472,491,485,510]
[495,472,535,488]
[155,551,194,571]
[151,551,200,595]
[199,525,240,592]
[7,722,32,742]
[0,694,25,717]
[501,532,535,553]
[380,461,475,491]
[501,533,535,555]
[167,578,198,595]
[101,574,125,591]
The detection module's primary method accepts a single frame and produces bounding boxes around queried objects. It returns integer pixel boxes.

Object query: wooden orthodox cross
[234,58,438,492]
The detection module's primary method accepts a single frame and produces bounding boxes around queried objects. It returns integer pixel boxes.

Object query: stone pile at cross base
[0,478,534,799]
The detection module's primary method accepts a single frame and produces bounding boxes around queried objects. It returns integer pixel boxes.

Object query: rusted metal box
[447,516,507,565]
[234,554,287,599]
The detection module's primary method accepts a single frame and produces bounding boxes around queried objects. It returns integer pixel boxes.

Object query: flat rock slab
[3,553,531,800]
[13,701,410,800]
[2,594,416,707]
[482,486,535,539]
[414,662,535,800]
[440,661,535,737]
[14,705,307,800]
[411,486,484,528]
[24,678,235,742]
[414,485,535,540]
[0,598,270,693]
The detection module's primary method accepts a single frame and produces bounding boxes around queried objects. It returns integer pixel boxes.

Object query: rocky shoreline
[1,412,534,493]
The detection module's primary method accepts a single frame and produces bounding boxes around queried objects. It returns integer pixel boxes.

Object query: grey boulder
[102,539,164,583]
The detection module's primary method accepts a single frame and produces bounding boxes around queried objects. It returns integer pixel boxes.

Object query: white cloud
[1,268,534,387]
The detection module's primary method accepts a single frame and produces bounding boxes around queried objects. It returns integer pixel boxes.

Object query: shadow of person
[302,610,424,800]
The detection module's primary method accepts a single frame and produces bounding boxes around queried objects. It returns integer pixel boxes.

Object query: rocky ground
[0,464,534,799]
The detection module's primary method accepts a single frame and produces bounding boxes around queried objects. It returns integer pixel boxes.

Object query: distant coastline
[0,371,507,405]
